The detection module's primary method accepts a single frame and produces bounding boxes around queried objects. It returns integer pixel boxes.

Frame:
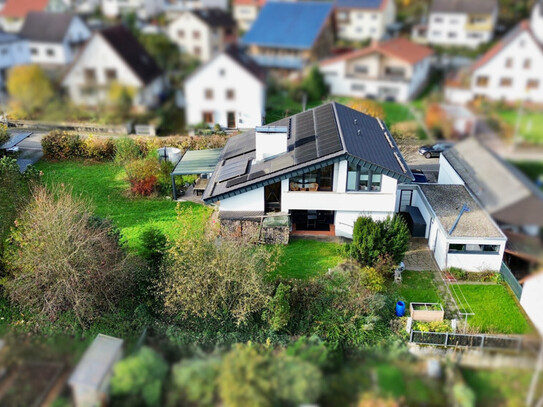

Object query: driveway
[7,130,46,172]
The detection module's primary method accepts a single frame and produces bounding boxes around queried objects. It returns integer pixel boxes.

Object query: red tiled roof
[233,0,266,7]
[0,0,50,18]
[472,20,543,71]
[320,37,434,67]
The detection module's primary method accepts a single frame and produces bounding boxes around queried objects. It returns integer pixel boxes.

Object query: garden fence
[409,330,539,354]
[500,262,523,299]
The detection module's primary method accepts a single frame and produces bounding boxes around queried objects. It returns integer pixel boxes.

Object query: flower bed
[410,302,444,322]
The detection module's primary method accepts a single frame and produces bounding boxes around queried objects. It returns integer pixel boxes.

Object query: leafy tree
[108,82,136,120]
[140,226,168,267]
[159,208,279,325]
[138,33,181,72]
[7,65,54,118]
[218,343,322,407]
[170,355,221,407]
[111,346,169,407]
[0,123,9,147]
[348,99,385,120]
[264,282,291,331]
[3,185,140,324]
[301,66,327,102]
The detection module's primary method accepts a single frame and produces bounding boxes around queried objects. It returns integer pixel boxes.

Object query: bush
[115,137,143,164]
[0,123,9,146]
[360,266,386,293]
[83,136,116,161]
[264,282,291,331]
[41,130,85,160]
[170,356,221,407]
[140,226,168,267]
[301,65,327,102]
[111,346,169,407]
[125,156,161,196]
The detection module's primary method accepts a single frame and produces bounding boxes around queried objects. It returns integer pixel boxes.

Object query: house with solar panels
[335,0,396,42]
[241,1,335,75]
[202,102,413,239]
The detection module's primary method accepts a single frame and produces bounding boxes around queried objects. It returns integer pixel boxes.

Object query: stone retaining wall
[220,218,289,245]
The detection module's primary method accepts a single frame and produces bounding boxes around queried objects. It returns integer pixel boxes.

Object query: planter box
[410,302,444,322]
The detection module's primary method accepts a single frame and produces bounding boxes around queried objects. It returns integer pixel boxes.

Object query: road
[7,130,46,172]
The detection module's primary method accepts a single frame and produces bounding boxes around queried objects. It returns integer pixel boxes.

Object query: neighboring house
[167,9,236,62]
[438,137,543,275]
[163,0,228,19]
[520,271,543,335]
[202,102,413,239]
[319,37,433,102]
[184,44,266,129]
[233,0,265,32]
[19,12,90,67]
[425,0,498,48]
[335,0,396,42]
[241,1,335,74]
[101,0,163,19]
[0,0,70,33]
[0,31,31,87]
[62,25,165,109]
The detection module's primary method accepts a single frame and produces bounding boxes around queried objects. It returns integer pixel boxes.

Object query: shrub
[4,185,139,323]
[360,266,386,293]
[111,346,168,407]
[264,282,291,331]
[83,136,116,161]
[140,226,168,267]
[125,156,161,196]
[156,159,174,196]
[41,130,85,160]
[170,356,221,407]
[301,65,327,101]
[115,136,142,164]
[0,123,9,146]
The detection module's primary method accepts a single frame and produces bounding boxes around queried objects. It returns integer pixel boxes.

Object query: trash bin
[395,301,406,317]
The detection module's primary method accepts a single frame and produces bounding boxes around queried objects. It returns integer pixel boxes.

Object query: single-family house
[233,0,266,32]
[241,1,335,74]
[19,12,90,67]
[520,271,543,335]
[0,32,31,87]
[61,25,165,109]
[0,0,70,33]
[425,0,498,49]
[202,102,413,239]
[184,44,266,129]
[438,137,543,275]
[167,9,236,62]
[163,0,229,19]
[335,0,396,42]
[319,37,433,102]
[101,0,163,19]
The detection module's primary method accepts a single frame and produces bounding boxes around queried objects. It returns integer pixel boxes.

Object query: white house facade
[335,0,396,42]
[184,45,266,129]
[520,272,543,335]
[167,9,236,62]
[319,38,433,102]
[62,25,164,109]
[20,12,91,66]
[233,0,266,32]
[426,0,498,48]
[101,0,163,19]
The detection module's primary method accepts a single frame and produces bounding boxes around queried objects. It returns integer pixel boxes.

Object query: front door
[227,111,236,129]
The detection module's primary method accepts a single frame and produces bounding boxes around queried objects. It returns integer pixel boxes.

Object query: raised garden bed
[410,302,444,322]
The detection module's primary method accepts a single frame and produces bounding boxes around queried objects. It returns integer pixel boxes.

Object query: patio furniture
[193,178,209,196]
[308,183,319,191]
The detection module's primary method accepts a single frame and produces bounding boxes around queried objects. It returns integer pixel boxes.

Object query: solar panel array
[315,104,343,156]
[218,159,249,182]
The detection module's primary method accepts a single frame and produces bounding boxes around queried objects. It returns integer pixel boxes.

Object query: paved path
[7,130,46,172]
[403,238,438,271]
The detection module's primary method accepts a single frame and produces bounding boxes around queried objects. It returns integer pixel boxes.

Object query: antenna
[449,204,471,235]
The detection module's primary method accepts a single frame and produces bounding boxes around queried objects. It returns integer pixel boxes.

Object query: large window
[448,244,500,254]
[346,163,382,192]
[289,164,334,192]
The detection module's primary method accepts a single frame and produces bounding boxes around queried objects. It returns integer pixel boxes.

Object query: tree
[3,185,139,323]
[111,346,169,407]
[108,82,136,120]
[170,356,221,407]
[159,209,279,325]
[0,123,9,147]
[348,99,385,120]
[7,65,54,118]
[301,66,327,102]
[218,343,322,407]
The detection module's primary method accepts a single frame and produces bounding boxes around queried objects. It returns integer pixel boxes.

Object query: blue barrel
[395,301,406,317]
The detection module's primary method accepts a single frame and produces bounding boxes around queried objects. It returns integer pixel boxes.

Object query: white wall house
[101,0,163,19]
[426,0,498,48]
[520,272,543,335]
[0,0,68,33]
[203,102,414,238]
[335,0,396,42]
[0,32,31,87]
[320,37,433,102]
[185,44,266,129]
[164,0,228,19]
[167,9,236,62]
[62,25,165,109]
[19,12,91,67]
[233,0,266,32]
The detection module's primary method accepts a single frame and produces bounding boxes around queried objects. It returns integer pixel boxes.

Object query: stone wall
[220,218,289,245]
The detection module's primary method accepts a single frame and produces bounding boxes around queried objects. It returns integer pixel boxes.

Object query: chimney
[255,126,288,161]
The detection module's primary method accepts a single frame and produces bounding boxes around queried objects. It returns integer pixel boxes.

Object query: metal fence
[409,330,539,353]
[500,262,523,299]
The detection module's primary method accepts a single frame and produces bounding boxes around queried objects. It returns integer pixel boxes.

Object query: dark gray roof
[420,184,504,239]
[19,12,78,43]
[193,8,235,28]
[442,138,543,227]
[203,102,412,203]
[224,44,266,83]
[430,0,497,14]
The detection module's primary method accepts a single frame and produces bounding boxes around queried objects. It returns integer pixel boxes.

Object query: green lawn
[273,239,344,280]
[35,161,210,250]
[450,284,532,334]
[497,109,543,145]
[511,160,543,189]
[392,270,442,307]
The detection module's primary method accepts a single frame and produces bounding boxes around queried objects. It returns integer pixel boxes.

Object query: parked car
[411,169,428,183]
[418,142,454,158]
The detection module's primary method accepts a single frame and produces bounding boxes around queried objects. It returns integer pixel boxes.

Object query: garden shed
[170,148,222,198]
[68,334,124,407]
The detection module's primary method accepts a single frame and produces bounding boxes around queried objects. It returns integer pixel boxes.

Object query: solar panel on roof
[270,154,295,172]
[218,159,249,182]
[294,141,318,164]
[294,111,315,141]
[315,105,342,156]
[226,175,249,188]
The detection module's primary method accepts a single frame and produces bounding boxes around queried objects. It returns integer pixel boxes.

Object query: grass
[392,271,442,307]
[273,239,344,280]
[497,109,543,145]
[450,284,533,334]
[511,160,543,189]
[34,160,210,250]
